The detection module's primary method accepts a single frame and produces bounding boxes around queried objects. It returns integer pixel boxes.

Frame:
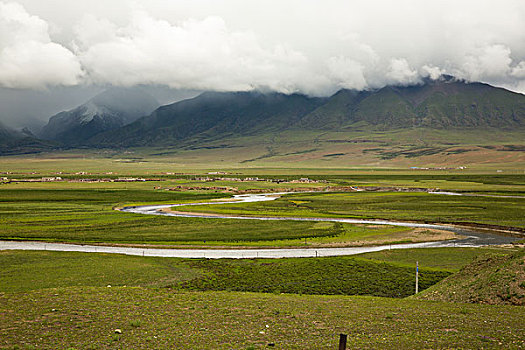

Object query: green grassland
[0,181,466,246]
[0,251,200,293]
[181,257,451,297]
[0,183,346,246]
[1,174,524,247]
[353,247,515,271]
[0,248,523,349]
[2,248,511,294]
[1,153,524,349]
[174,191,525,229]
[2,287,524,350]
[418,250,525,305]
[0,249,447,296]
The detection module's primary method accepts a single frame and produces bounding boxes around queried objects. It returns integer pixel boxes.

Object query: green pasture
[0,247,513,295]
[2,287,523,349]
[0,181,465,246]
[0,248,523,349]
[177,191,525,228]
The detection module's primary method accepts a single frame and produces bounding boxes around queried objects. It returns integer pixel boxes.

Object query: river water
[0,192,518,258]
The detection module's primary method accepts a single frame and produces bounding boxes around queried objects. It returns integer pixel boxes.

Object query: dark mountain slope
[296,89,370,129]
[92,91,326,147]
[0,123,56,155]
[3,76,524,156]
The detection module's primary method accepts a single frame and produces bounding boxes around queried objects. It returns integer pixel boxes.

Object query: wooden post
[415,261,419,294]
[338,333,347,350]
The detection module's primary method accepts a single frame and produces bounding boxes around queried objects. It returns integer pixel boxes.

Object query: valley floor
[0,161,523,349]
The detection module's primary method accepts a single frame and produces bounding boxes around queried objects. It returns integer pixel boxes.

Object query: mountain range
[1,76,525,162]
[89,76,525,148]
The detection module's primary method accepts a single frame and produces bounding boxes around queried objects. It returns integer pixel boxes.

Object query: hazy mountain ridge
[39,88,159,145]
[0,122,56,155]
[92,77,525,148]
[90,91,326,147]
[2,77,525,156]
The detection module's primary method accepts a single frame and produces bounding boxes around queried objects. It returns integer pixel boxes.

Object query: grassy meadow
[0,181,437,246]
[4,125,525,170]
[1,155,524,349]
[1,170,524,247]
[0,247,523,349]
[175,191,525,229]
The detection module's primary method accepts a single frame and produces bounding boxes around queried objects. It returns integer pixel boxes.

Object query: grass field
[2,126,525,170]
[3,288,525,349]
[0,182,343,246]
[1,160,524,349]
[0,247,514,295]
[181,257,451,297]
[418,249,525,305]
[0,181,471,246]
[0,248,523,349]
[174,191,525,229]
[1,175,524,247]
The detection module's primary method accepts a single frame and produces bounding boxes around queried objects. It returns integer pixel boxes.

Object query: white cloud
[74,12,311,94]
[461,45,513,82]
[385,58,420,85]
[421,65,446,80]
[511,61,525,79]
[0,1,83,88]
[2,0,525,93]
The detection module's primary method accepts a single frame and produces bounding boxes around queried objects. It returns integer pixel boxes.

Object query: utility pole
[415,261,419,294]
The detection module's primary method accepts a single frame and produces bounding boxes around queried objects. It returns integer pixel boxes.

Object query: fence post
[338,333,347,350]
[415,261,419,294]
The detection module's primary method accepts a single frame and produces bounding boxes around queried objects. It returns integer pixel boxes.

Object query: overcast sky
[1,0,525,128]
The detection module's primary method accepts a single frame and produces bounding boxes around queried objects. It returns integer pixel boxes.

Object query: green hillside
[300,78,525,130]
[417,250,525,305]
[2,77,525,167]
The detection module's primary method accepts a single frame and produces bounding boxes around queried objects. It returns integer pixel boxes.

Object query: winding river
[0,192,518,258]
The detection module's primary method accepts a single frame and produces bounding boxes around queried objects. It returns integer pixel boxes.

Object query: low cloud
[1,0,525,94]
[386,58,420,86]
[0,2,83,88]
[75,13,311,93]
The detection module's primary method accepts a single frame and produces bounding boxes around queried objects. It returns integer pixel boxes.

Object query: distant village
[0,171,324,187]
[0,177,159,183]
[0,172,448,195]
[155,176,326,193]
[0,171,159,183]
[193,176,323,184]
[409,166,467,170]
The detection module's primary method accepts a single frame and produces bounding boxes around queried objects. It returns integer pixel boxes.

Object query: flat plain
[0,154,524,349]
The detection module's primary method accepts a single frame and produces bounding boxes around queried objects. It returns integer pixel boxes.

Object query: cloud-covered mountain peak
[39,87,159,145]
